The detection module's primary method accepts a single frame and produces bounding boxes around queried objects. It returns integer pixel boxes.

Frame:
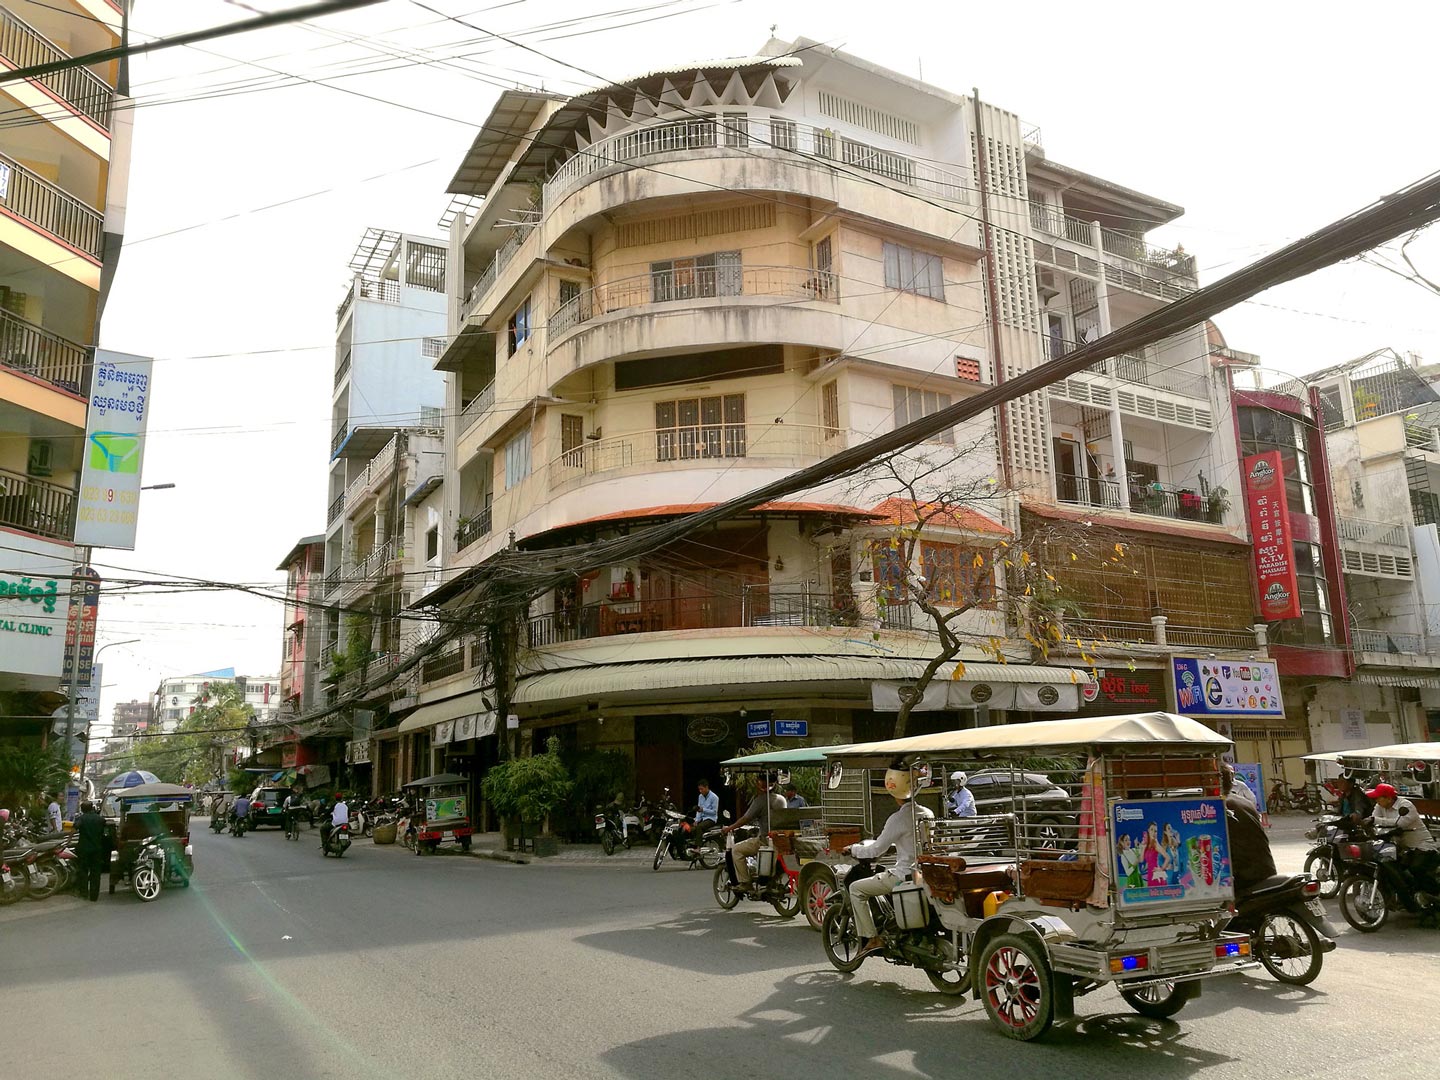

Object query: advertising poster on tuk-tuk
[1112,798,1234,909]
[427,796,466,823]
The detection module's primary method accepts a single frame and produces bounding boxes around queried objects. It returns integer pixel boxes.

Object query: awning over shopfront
[1356,672,1440,689]
[512,657,1093,708]
[395,691,496,738]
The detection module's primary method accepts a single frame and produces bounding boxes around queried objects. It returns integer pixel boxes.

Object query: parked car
[964,769,1077,846]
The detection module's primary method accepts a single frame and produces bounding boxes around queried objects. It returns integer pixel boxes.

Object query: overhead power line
[0,0,389,86]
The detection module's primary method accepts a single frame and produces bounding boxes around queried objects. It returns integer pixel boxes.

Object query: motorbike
[209,813,227,834]
[1337,830,1440,932]
[322,822,352,858]
[0,855,25,905]
[1226,874,1337,985]
[653,810,727,871]
[1268,779,1323,815]
[1304,816,1362,899]
[712,827,800,917]
[229,812,247,838]
[595,805,630,856]
[284,809,302,841]
[819,857,967,995]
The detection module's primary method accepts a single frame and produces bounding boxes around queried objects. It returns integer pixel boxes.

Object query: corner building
[417,40,1212,796]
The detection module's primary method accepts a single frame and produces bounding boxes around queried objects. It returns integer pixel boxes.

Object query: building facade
[276,534,325,718]
[111,698,152,737]
[152,669,280,732]
[0,0,134,749]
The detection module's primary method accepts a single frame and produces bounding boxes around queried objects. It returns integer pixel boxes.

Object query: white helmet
[950,771,968,786]
[884,769,912,799]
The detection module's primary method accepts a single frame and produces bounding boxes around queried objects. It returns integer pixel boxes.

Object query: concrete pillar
[1093,220,1129,512]
[1253,622,1269,649]
[1151,614,1168,647]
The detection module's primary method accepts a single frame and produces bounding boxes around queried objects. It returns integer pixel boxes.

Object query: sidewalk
[362,830,657,866]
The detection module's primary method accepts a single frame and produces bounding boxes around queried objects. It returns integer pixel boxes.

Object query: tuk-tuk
[402,773,473,855]
[104,783,194,902]
[819,712,1256,1042]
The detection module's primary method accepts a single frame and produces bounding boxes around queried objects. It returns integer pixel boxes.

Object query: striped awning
[1356,672,1440,689]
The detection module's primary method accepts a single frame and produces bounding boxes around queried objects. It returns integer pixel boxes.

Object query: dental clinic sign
[74,350,153,549]
[0,537,70,678]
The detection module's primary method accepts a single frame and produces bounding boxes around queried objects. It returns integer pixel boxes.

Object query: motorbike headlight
[109,850,118,862]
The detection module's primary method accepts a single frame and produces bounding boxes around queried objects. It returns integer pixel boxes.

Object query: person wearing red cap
[1367,783,1435,851]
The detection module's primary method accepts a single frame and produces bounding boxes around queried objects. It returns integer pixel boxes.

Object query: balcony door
[1053,438,1082,503]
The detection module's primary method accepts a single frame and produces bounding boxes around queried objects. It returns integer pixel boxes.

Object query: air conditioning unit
[1035,267,1060,302]
[27,439,53,477]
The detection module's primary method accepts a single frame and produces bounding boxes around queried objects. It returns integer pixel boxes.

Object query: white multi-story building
[0,0,134,750]
[152,669,281,732]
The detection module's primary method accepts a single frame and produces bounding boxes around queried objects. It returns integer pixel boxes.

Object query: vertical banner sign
[1243,451,1302,620]
[62,567,100,685]
[74,350,153,549]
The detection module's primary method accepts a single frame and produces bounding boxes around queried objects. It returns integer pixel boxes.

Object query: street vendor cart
[104,783,194,902]
[402,773,474,855]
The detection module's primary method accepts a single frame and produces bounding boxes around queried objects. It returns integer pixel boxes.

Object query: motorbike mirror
[827,764,844,790]
[722,810,732,821]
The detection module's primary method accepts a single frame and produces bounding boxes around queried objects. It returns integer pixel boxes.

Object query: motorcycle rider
[230,794,251,834]
[948,771,976,818]
[322,795,349,851]
[723,775,785,890]
[848,768,934,956]
[1223,763,1276,896]
[692,779,719,849]
[1367,783,1435,850]
[1327,774,1373,824]
[282,788,305,837]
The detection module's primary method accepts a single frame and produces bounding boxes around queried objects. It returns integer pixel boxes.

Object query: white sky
[84,0,1440,731]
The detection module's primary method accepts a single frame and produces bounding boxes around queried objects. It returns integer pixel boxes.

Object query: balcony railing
[547,422,829,490]
[322,567,340,596]
[327,490,345,525]
[1066,617,1261,651]
[1055,474,1225,525]
[1338,516,1411,548]
[459,381,495,435]
[421,647,466,684]
[335,278,401,327]
[0,465,73,539]
[1029,201,1196,294]
[459,223,534,321]
[343,432,401,507]
[0,309,87,393]
[544,114,970,207]
[345,537,398,585]
[330,425,348,457]
[551,264,836,341]
[526,583,854,647]
[1353,628,1427,656]
[1045,336,1209,400]
[456,504,492,551]
[0,8,113,130]
[0,151,103,259]
[334,350,351,388]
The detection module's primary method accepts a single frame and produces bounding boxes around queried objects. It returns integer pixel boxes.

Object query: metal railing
[547,421,829,489]
[1045,336,1209,400]
[456,504,492,550]
[1066,617,1260,651]
[544,114,970,206]
[422,647,466,684]
[1353,628,1427,655]
[459,223,534,321]
[1055,474,1226,524]
[0,8,113,129]
[334,350,351,388]
[550,264,834,341]
[345,537,398,584]
[0,466,73,539]
[1338,516,1411,548]
[327,490,345,524]
[343,432,402,506]
[330,425,348,457]
[335,278,401,327]
[0,309,87,393]
[322,567,340,596]
[1028,200,1196,282]
[459,381,496,435]
[0,151,103,258]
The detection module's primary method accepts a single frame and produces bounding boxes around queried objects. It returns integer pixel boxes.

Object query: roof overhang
[447,90,566,196]
[1022,499,1249,546]
[1025,157,1184,225]
[276,534,325,571]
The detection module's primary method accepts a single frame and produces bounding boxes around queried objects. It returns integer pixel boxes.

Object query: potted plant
[482,737,573,856]
[1207,486,1231,522]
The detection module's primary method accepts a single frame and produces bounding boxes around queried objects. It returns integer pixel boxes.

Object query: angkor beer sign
[1243,451,1301,621]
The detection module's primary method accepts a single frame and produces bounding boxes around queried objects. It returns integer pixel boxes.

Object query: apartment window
[921,542,996,607]
[561,414,584,467]
[1045,313,1067,361]
[558,278,581,310]
[821,380,841,438]
[883,241,945,301]
[871,540,907,602]
[655,394,746,461]
[812,126,836,159]
[425,525,439,561]
[652,251,741,302]
[508,296,532,354]
[421,337,445,359]
[504,428,531,489]
[721,111,749,148]
[892,385,954,445]
[812,236,835,299]
[770,116,798,150]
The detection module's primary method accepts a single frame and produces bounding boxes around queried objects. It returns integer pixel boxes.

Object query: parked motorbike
[1268,779,1323,815]
[0,856,25,905]
[322,823,352,858]
[1304,816,1362,899]
[653,810,727,870]
[1338,830,1440,932]
[712,827,799,917]
[595,805,629,856]
[819,857,966,995]
[1226,874,1337,985]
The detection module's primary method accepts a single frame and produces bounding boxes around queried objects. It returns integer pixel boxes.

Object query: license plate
[1306,898,1326,918]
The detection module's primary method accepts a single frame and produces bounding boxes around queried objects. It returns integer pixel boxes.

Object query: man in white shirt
[948,772,976,818]
[848,769,934,955]
[1221,764,1258,809]
[46,794,63,833]
[323,797,349,849]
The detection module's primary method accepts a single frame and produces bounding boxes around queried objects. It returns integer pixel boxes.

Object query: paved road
[5,821,1438,1079]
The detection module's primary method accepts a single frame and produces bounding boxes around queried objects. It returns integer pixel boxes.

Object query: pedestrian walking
[46,793,63,833]
[75,801,107,902]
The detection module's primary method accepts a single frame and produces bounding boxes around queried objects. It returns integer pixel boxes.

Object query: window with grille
[770,116,798,150]
[422,337,445,358]
[721,111,749,148]
[892,385,954,445]
[561,414,584,467]
[813,236,835,299]
[504,428,531,489]
[508,296,532,354]
[655,394,745,461]
[882,242,944,301]
[822,380,841,438]
[921,542,996,607]
[652,252,741,302]
[871,540,907,601]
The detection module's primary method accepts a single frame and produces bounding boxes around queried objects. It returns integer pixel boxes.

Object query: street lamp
[67,637,141,787]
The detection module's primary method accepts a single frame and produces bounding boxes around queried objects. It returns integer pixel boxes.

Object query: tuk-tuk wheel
[1119,980,1194,1019]
[133,866,162,903]
[801,868,836,932]
[977,933,1055,1041]
[458,835,471,852]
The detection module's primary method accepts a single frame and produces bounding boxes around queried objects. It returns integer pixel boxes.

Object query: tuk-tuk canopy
[404,773,467,788]
[113,783,194,800]
[1335,743,1440,765]
[719,746,850,768]
[824,712,1231,765]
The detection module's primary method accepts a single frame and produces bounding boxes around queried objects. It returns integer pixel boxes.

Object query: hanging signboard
[61,567,100,685]
[1243,451,1302,621]
[0,537,69,678]
[1170,656,1285,718]
[74,350,153,549]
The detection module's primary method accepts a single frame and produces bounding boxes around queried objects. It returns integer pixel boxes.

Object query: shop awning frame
[396,691,495,736]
